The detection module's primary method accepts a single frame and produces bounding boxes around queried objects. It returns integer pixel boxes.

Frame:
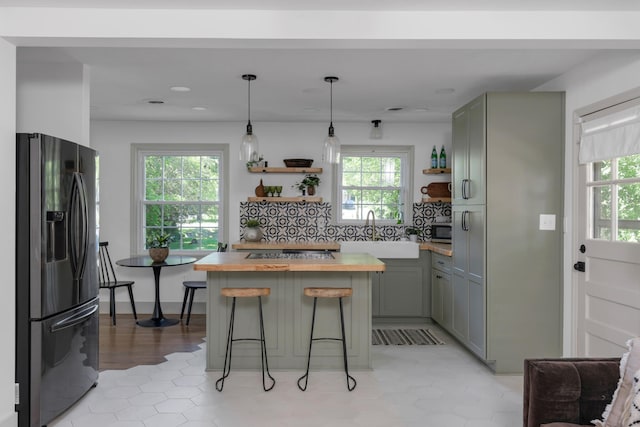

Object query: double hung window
[336,145,412,224]
[132,144,227,253]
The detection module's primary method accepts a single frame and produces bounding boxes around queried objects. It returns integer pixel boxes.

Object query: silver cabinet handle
[463,179,471,199]
[462,210,470,231]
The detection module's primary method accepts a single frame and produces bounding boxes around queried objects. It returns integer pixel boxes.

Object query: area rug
[372,329,445,345]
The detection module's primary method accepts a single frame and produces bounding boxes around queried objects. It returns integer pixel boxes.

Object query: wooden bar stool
[215,287,275,392]
[297,287,357,392]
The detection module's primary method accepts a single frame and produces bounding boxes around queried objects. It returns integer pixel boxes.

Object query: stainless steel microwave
[431,223,452,243]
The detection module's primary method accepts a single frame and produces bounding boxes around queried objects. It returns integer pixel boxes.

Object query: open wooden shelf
[422,197,452,203]
[247,196,323,203]
[248,167,323,174]
[423,168,451,174]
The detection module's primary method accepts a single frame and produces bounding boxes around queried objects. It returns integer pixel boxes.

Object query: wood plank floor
[99,313,206,371]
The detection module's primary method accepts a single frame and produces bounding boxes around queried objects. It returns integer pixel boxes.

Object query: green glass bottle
[431,146,438,168]
[439,145,446,168]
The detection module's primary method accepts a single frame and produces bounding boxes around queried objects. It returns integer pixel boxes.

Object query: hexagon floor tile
[49,324,522,427]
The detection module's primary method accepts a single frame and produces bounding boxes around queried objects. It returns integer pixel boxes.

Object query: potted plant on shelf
[244,218,264,242]
[293,174,321,196]
[146,231,173,262]
[405,226,421,242]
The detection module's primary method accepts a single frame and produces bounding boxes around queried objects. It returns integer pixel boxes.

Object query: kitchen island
[194,252,385,371]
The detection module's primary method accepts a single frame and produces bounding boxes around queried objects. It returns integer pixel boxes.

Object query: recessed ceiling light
[385,107,404,112]
[435,88,455,94]
[414,108,430,112]
[170,86,191,92]
[191,106,208,111]
[147,100,165,104]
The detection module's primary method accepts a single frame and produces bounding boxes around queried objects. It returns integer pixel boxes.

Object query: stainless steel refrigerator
[15,133,99,427]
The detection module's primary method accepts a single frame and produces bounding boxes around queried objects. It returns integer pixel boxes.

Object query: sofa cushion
[594,337,640,427]
[524,359,619,427]
[541,423,593,427]
[541,423,594,427]
[527,359,617,425]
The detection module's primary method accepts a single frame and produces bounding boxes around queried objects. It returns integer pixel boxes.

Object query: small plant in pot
[405,226,421,242]
[293,174,321,196]
[244,218,264,242]
[146,231,173,263]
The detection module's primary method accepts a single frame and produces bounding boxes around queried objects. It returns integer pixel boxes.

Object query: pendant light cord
[330,79,333,126]
[325,76,338,137]
[242,74,256,135]
[247,77,251,125]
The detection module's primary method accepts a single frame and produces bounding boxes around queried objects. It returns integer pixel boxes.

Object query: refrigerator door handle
[50,303,98,333]
[69,172,89,281]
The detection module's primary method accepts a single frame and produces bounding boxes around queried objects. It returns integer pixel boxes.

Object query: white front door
[575,134,640,356]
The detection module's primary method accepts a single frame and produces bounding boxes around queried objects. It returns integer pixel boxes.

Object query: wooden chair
[98,241,137,325]
[180,242,227,325]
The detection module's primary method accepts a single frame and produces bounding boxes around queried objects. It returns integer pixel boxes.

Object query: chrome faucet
[365,210,379,241]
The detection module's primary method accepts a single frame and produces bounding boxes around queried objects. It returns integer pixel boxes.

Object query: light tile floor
[50,325,523,427]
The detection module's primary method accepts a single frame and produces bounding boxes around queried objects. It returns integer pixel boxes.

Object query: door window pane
[589,155,640,242]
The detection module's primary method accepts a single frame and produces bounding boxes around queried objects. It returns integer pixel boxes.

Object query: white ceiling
[18,46,605,124]
[4,0,640,10]
[10,1,633,123]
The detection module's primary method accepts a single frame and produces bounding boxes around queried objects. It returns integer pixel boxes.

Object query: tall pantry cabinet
[450,92,564,374]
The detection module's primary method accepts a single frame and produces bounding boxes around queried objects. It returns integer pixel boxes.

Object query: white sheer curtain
[579,103,640,164]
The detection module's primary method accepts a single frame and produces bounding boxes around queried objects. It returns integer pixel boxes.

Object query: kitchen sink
[339,241,419,259]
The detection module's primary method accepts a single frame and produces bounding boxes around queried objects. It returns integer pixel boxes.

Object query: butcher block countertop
[419,241,453,257]
[194,252,386,272]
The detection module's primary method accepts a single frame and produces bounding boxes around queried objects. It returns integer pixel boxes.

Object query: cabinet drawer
[432,253,452,274]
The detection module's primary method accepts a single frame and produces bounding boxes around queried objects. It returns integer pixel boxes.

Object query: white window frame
[334,145,413,225]
[130,143,229,255]
[587,155,640,242]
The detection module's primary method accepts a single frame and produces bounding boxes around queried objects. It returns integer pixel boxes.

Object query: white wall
[16,60,90,145]
[91,119,450,313]
[0,38,17,427]
[536,51,640,355]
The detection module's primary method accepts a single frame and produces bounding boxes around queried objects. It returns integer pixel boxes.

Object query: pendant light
[240,74,259,162]
[370,119,383,139]
[322,76,340,164]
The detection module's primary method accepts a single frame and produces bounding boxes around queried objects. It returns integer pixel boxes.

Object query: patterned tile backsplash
[239,202,452,242]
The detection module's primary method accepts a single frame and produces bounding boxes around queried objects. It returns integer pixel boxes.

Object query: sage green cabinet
[373,252,431,318]
[450,92,564,373]
[452,204,485,358]
[452,94,486,205]
[431,253,452,328]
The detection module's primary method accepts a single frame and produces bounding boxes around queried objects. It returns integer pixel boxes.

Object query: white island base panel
[206,271,373,371]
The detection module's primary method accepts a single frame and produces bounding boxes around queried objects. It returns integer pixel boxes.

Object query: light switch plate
[539,214,556,231]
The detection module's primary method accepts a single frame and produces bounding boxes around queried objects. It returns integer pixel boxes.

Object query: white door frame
[572,87,640,356]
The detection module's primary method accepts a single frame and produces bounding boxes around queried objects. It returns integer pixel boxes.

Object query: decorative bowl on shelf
[283,159,313,168]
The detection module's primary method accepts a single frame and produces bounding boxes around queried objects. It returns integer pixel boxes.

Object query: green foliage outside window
[143,155,220,250]
[592,154,640,242]
[341,155,404,221]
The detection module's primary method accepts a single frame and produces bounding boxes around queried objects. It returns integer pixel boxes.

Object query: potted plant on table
[293,174,321,196]
[405,226,421,242]
[243,218,264,242]
[146,231,173,262]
